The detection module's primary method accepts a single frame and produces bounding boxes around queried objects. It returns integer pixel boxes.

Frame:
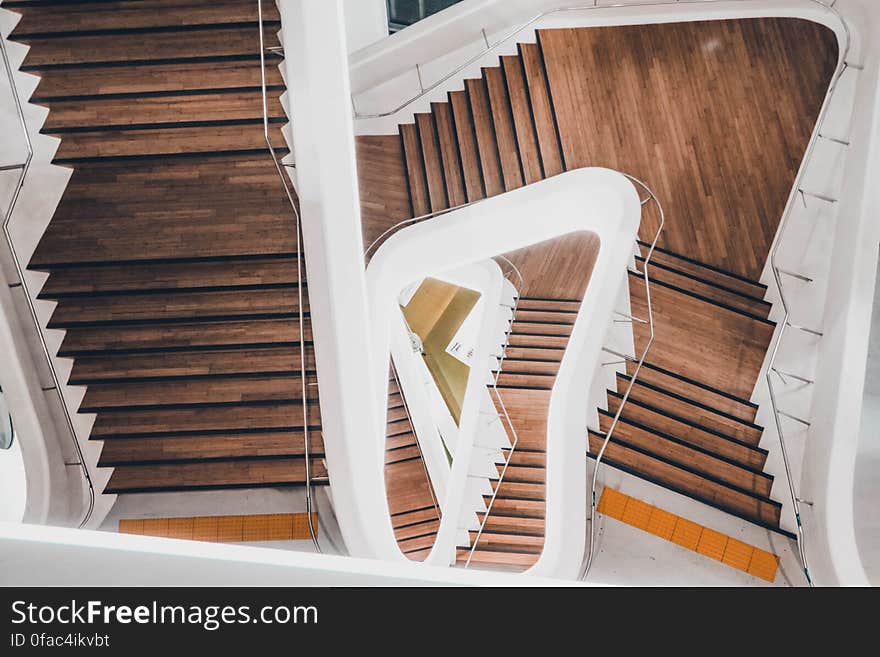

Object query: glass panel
[387,0,465,30]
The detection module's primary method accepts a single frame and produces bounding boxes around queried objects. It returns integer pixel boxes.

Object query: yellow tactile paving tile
[598,487,628,519]
[697,528,728,562]
[597,487,779,583]
[621,497,653,531]
[722,538,754,571]
[645,507,677,541]
[118,513,317,543]
[671,517,702,551]
[747,548,780,583]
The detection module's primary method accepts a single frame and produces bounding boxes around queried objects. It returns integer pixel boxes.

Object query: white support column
[343,0,389,53]
[278,0,403,561]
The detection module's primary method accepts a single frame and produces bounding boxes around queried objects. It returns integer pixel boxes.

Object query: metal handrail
[389,358,442,520]
[464,256,524,568]
[355,0,856,586]
[580,174,664,581]
[257,0,321,553]
[763,0,855,588]
[1,29,95,528]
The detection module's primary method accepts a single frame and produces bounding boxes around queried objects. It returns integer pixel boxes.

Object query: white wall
[344,0,389,53]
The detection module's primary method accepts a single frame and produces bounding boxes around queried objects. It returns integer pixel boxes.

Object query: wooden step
[18,23,280,69]
[501,54,543,185]
[80,375,319,412]
[42,89,284,132]
[385,445,422,466]
[448,89,485,202]
[415,112,449,212]
[606,392,767,470]
[634,256,772,319]
[90,402,322,438]
[465,77,504,197]
[482,497,545,519]
[495,371,555,390]
[630,272,775,400]
[469,530,544,552]
[626,360,758,424]
[516,297,580,313]
[483,66,524,191]
[39,257,303,298]
[489,480,545,501]
[616,373,763,445]
[11,1,279,37]
[398,532,438,555]
[391,507,440,530]
[638,241,768,300]
[59,318,311,356]
[587,432,782,530]
[509,321,573,337]
[514,308,577,325]
[51,121,286,162]
[518,42,564,177]
[503,346,564,363]
[475,513,545,536]
[505,332,569,350]
[430,101,467,207]
[506,450,545,468]
[31,59,284,101]
[500,359,559,376]
[69,346,315,384]
[597,411,773,497]
[456,548,537,570]
[394,518,440,542]
[502,464,545,485]
[98,430,324,466]
[48,287,306,327]
[105,457,328,494]
[489,388,551,451]
[400,122,430,217]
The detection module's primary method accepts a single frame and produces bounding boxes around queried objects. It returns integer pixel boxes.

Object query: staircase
[385,369,440,561]
[389,23,810,563]
[7,1,326,496]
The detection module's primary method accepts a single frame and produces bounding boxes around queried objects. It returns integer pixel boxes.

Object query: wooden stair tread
[106,458,328,494]
[80,374,319,411]
[42,89,284,131]
[98,431,324,466]
[448,89,485,203]
[431,101,467,207]
[415,112,449,212]
[616,373,763,445]
[518,42,564,177]
[638,241,768,300]
[18,24,280,69]
[51,121,287,162]
[484,66,524,191]
[606,392,767,469]
[465,77,504,198]
[587,432,782,530]
[59,318,311,356]
[501,54,544,185]
[627,360,758,424]
[90,402,322,438]
[49,288,306,327]
[596,413,772,497]
[11,1,279,37]
[635,257,771,319]
[400,122,431,217]
[31,59,283,102]
[39,257,303,297]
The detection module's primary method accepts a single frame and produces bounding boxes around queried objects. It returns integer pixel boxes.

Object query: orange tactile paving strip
[598,487,779,582]
[119,513,318,543]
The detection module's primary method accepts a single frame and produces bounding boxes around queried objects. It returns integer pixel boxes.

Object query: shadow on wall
[0,389,26,522]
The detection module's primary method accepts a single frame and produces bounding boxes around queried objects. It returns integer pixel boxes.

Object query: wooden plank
[448,89,485,202]
[484,66,524,191]
[415,112,449,212]
[431,101,467,207]
[465,77,504,198]
[501,54,544,184]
